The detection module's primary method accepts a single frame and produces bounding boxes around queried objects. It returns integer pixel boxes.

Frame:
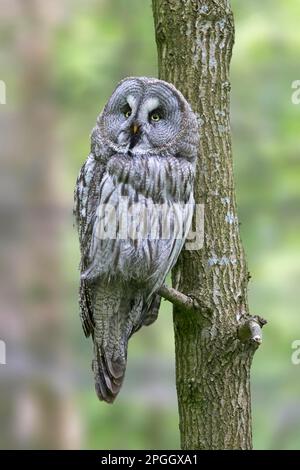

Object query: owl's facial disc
[102,78,182,153]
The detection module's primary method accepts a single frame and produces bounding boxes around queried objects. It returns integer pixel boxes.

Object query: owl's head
[95,77,198,161]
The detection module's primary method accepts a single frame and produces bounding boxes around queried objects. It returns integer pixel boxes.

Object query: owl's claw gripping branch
[158,284,211,315]
[237,315,267,346]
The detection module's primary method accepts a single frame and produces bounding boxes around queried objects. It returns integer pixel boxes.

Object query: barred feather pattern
[74,77,199,402]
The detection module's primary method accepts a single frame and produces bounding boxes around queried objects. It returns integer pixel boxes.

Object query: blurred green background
[0,0,299,449]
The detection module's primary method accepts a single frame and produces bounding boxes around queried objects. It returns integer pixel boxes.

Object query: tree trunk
[152,0,264,450]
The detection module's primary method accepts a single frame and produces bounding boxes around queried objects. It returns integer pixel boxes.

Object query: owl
[74,77,199,403]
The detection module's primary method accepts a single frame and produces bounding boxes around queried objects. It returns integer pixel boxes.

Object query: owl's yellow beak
[131,123,140,135]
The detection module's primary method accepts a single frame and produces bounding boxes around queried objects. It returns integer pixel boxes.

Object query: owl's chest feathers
[105,154,193,203]
[87,154,195,284]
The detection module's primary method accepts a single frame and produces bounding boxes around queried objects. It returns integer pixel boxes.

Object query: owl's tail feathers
[92,344,127,403]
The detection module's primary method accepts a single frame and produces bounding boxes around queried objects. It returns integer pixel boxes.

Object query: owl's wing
[74,154,105,337]
[146,194,195,299]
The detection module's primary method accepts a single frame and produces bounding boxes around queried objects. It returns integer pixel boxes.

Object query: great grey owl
[74,77,199,403]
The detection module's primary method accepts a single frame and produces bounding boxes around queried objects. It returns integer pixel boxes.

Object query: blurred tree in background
[0,0,300,449]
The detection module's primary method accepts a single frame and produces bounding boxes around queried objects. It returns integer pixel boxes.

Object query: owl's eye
[123,105,132,118]
[150,112,161,122]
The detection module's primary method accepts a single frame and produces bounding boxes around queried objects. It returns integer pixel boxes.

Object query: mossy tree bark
[152,0,265,450]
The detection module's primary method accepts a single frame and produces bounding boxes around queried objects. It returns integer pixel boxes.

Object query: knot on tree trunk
[237,315,267,346]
